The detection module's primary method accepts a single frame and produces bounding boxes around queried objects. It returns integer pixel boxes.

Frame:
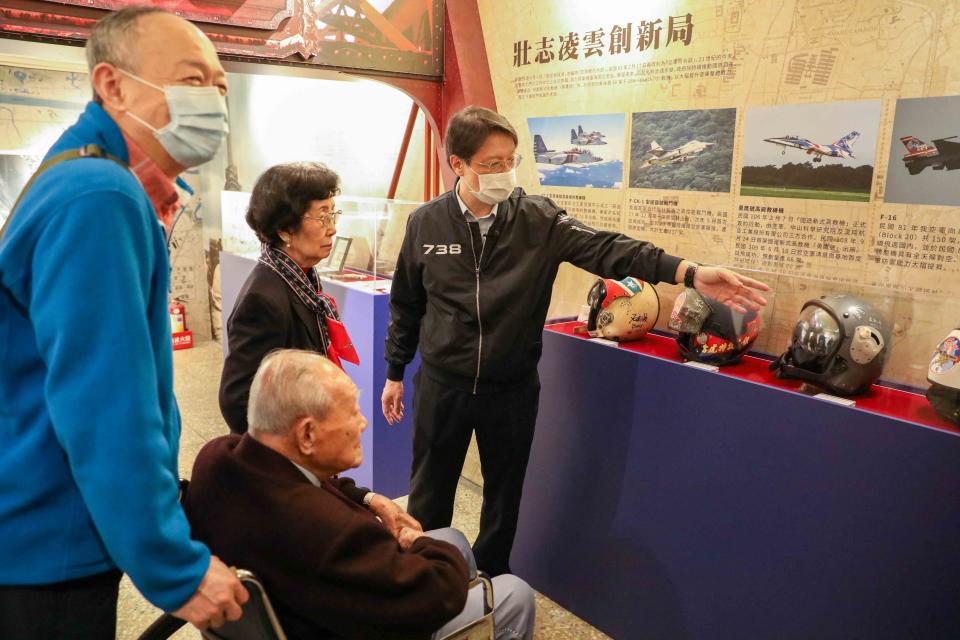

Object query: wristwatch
[683,262,700,288]
[362,492,376,508]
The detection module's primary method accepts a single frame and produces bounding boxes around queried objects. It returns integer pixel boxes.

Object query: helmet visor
[669,289,711,334]
[793,305,841,361]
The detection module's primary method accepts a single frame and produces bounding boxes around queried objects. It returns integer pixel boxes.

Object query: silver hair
[85,7,168,102]
[247,349,338,437]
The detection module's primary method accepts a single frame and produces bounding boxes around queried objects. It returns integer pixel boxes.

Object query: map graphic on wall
[628,108,736,192]
[883,95,960,207]
[527,113,625,188]
[0,64,87,226]
[740,100,881,202]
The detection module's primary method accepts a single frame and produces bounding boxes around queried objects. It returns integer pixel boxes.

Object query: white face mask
[466,165,517,205]
[119,69,229,168]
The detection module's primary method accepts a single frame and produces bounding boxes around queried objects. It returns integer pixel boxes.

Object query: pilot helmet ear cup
[585,277,660,342]
[774,294,891,396]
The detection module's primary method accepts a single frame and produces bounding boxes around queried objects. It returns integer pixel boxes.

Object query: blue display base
[514,328,960,639]
[220,252,416,498]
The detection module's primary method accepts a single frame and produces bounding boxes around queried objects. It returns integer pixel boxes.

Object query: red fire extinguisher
[170,302,186,333]
[170,300,193,350]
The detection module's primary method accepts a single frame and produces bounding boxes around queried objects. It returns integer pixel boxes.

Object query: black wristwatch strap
[683,262,700,288]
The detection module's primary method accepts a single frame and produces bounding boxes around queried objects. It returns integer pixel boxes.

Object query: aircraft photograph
[740,100,881,202]
[884,95,960,206]
[570,125,607,145]
[762,131,860,163]
[534,135,603,165]
[899,135,960,174]
[629,108,736,192]
[643,139,715,167]
[527,113,625,188]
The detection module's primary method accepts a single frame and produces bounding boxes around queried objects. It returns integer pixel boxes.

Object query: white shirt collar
[292,461,323,487]
[455,180,498,220]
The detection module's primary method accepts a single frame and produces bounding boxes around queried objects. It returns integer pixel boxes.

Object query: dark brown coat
[184,435,470,640]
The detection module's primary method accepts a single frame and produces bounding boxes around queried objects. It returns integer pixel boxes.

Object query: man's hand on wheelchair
[173,555,249,630]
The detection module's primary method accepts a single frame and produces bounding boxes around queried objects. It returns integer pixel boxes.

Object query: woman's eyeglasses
[303,210,341,227]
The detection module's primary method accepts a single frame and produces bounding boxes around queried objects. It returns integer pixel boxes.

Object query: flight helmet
[586,277,660,341]
[668,289,761,365]
[926,328,960,425]
[770,293,891,396]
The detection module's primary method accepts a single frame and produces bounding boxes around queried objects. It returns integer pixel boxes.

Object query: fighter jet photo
[570,125,607,145]
[534,134,603,165]
[644,139,715,166]
[762,131,860,163]
[899,135,960,175]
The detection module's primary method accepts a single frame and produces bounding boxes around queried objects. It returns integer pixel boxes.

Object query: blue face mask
[120,68,229,168]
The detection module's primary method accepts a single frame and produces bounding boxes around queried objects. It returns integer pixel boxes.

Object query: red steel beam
[387,101,419,199]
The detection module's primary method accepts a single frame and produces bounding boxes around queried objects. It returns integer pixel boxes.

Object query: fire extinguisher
[170,301,186,334]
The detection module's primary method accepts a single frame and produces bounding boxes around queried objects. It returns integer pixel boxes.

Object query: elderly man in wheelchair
[180,349,535,640]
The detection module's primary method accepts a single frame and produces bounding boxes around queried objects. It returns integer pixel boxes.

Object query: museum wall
[477,0,960,389]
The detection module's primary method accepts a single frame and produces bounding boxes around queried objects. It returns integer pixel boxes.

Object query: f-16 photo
[629,108,736,192]
[740,100,881,202]
[899,135,960,175]
[884,95,960,206]
[527,113,625,189]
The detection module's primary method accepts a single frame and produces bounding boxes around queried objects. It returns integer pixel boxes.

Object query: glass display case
[221,191,421,293]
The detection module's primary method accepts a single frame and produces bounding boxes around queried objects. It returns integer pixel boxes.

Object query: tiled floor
[116,340,610,640]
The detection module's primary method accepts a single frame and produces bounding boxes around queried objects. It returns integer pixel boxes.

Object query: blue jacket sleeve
[28,190,209,611]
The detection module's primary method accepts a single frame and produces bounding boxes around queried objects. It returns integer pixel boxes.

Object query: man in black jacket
[381,106,768,575]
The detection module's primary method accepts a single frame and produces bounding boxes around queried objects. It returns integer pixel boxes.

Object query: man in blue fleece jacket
[0,8,246,637]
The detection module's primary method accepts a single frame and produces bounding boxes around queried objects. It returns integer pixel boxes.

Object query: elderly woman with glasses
[219,161,352,435]
[218,162,421,535]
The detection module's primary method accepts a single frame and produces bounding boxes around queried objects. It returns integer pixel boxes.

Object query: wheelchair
[139,482,496,640]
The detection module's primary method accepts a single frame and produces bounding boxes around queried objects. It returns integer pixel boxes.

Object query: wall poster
[478,0,960,388]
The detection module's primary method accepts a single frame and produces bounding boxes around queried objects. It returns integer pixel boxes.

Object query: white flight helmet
[586,277,660,342]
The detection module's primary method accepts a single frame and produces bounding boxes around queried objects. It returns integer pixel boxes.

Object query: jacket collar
[233,434,354,502]
[46,101,130,164]
[234,433,315,486]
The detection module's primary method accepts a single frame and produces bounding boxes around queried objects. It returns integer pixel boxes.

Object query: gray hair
[85,7,168,102]
[247,349,339,437]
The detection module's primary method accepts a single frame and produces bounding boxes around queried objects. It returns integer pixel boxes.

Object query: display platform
[513,323,960,639]
[548,321,958,433]
[220,251,416,498]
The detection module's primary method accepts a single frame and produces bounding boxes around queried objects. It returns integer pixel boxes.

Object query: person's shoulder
[410,191,456,223]
[43,155,141,198]
[195,434,242,465]
[29,157,148,224]
[239,263,290,305]
[512,191,563,223]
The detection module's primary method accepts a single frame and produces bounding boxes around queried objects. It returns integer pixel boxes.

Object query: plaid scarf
[258,244,340,354]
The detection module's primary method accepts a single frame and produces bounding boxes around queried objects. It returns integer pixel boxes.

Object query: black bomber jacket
[384,184,683,393]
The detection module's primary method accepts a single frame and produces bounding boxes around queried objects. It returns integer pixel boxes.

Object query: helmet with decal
[586,277,660,342]
[770,293,891,396]
[668,288,761,365]
[926,328,960,425]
